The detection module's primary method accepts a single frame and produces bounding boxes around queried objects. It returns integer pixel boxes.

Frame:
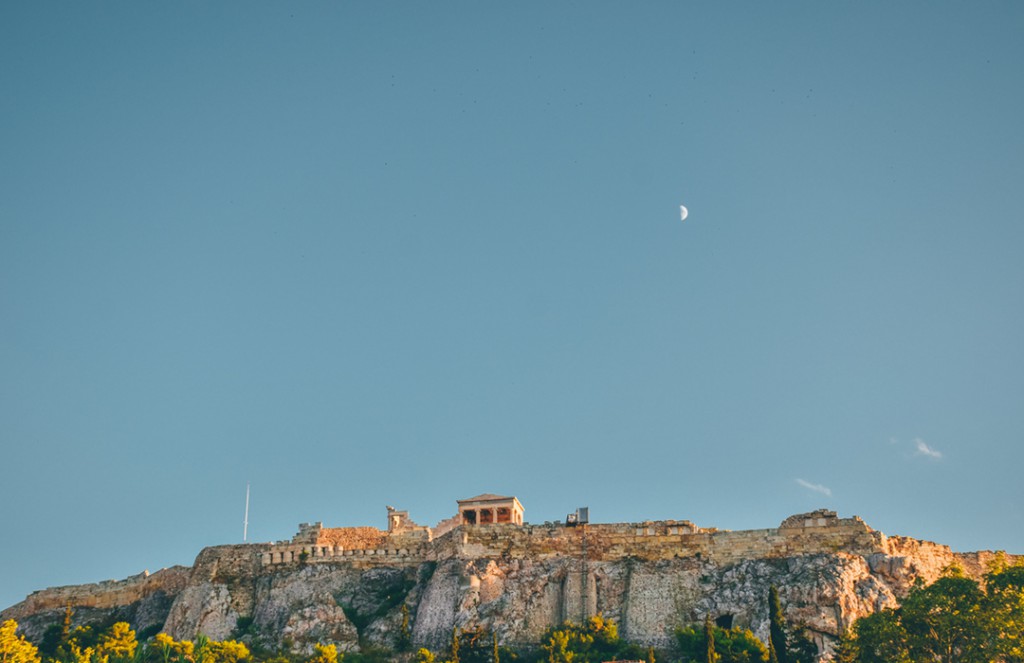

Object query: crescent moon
[680,205,688,221]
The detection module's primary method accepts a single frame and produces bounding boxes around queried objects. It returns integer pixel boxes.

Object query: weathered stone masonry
[4,498,1019,660]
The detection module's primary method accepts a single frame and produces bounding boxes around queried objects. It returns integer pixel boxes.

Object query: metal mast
[243,483,250,542]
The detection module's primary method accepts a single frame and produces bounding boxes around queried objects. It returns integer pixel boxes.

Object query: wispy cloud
[913,438,943,460]
[796,478,832,497]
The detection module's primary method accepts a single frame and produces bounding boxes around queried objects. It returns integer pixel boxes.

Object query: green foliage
[337,646,388,663]
[842,563,1024,663]
[539,616,631,663]
[676,624,767,663]
[851,608,910,663]
[97,623,137,662]
[766,587,787,663]
[984,561,1024,660]
[1,620,42,663]
[397,606,411,653]
[450,627,498,663]
[703,616,716,663]
[901,573,986,663]
[830,631,857,663]
[233,618,255,640]
[307,644,338,663]
[135,627,162,643]
[38,627,64,659]
[204,640,250,663]
[542,630,572,663]
[150,634,193,663]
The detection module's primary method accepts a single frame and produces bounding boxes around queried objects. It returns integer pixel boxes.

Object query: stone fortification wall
[444,511,881,565]
[316,527,388,549]
[292,522,390,550]
[7,508,1021,658]
[261,543,429,566]
[266,518,435,568]
[1,567,190,621]
[431,514,461,540]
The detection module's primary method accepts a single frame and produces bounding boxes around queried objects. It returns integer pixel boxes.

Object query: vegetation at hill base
[837,558,1024,663]
[4,559,1022,663]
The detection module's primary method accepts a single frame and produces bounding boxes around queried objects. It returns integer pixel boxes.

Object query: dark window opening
[480,509,495,524]
[463,510,477,525]
[715,614,734,629]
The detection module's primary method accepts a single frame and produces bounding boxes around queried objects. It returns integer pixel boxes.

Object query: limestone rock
[3,512,1017,660]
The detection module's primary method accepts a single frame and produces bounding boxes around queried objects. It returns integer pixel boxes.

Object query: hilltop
[3,496,1016,660]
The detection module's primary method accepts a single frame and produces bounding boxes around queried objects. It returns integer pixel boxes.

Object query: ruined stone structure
[3,497,1018,661]
[457,493,524,526]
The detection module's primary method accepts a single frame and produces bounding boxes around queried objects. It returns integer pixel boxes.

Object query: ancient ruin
[3,495,1018,661]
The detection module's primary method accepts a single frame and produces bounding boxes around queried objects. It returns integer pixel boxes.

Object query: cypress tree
[832,629,858,663]
[768,585,788,663]
[61,604,74,642]
[703,615,716,663]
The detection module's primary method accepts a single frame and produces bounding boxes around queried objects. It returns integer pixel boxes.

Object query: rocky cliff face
[3,511,1015,660]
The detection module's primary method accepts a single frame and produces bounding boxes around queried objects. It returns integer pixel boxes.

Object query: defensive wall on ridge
[441,509,884,564]
[1,567,192,622]
[260,509,904,568]
[9,506,1018,630]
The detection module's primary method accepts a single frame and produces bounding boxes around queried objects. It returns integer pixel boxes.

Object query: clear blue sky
[2,3,1023,611]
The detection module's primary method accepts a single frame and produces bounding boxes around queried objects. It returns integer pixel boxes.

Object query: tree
[398,605,412,652]
[151,634,193,663]
[309,644,339,663]
[451,627,498,663]
[539,617,632,663]
[852,608,909,663]
[63,606,74,643]
[0,621,41,663]
[97,623,137,662]
[984,562,1024,661]
[784,628,816,663]
[703,616,717,663]
[544,631,573,663]
[195,636,211,663]
[830,630,857,663]
[767,586,788,663]
[900,572,986,663]
[676,624,767,663]
[204,640,250,663]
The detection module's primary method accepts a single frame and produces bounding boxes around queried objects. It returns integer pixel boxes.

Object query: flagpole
[243,483,250,542]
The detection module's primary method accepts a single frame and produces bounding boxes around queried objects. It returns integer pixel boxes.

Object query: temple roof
[458,493,516,504]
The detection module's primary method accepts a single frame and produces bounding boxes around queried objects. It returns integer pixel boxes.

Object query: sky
[2,2,1023,612]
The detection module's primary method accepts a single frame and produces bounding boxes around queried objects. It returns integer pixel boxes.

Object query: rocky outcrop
[2,512,1016,660]
[1,567,190,642]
